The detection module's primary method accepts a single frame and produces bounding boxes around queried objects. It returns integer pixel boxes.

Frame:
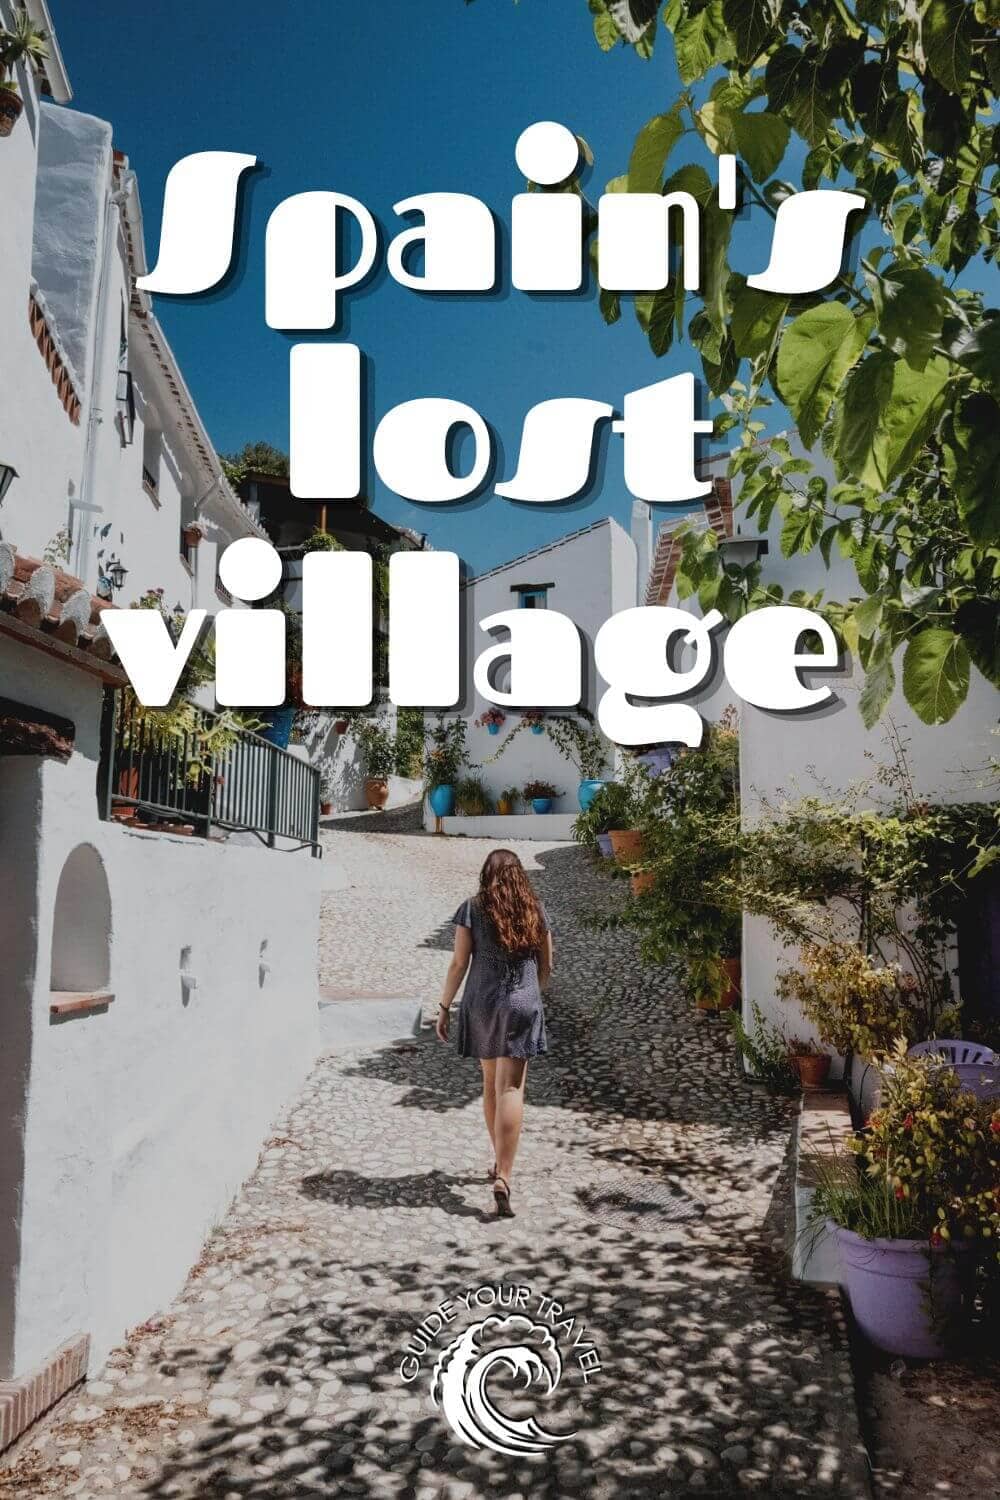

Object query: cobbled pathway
[2,808,871,1499]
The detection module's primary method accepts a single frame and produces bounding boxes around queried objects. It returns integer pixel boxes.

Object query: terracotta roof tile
[0,543,127,683]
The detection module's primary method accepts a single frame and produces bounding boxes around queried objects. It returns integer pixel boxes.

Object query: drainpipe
[74,168,133,586]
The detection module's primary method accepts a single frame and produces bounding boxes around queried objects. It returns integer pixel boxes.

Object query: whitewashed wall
[0,636,321,1376]
[442,519,637,819]
[653,436,997,1057]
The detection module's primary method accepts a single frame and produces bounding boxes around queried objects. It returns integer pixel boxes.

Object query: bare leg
[494,1057,528,1186]
[480,1059,497,1164]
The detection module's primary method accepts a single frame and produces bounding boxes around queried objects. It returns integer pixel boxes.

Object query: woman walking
[435,849,553,1217]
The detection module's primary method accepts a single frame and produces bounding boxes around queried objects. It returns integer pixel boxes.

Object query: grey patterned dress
[451,897,550,1059]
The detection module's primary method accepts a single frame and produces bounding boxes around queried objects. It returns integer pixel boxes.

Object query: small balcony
[99,691,322,856]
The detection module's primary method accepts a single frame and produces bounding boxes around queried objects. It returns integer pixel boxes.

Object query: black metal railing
[100,691,322,856]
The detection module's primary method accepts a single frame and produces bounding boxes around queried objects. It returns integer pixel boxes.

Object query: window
[142,423,161,501]
[512,583,552,609]
[116,369,136,446]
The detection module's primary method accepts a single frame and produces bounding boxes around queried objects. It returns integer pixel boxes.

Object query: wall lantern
[105,555,129,593]
[0,461,18,505]
[718,530,768,569]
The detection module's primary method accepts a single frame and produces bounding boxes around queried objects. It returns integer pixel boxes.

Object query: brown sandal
[493,1175,514,1218]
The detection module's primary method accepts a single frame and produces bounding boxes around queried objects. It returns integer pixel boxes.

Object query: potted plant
[544,714,610,810]
[523,708,545,735]
[302,530,344,552]
[809,1043,998,1359]
[455,775,492,815]
[424,715,470,819]
[354,716,395,810]
[475,707,507,737]
[787,1036,832,1088]
[497,787,519,816]
[181,523,204,551]
[592,720,743,1011]
[524,778,559,814]
[572,780,634,859]
[319,771,334,818]
[0,13,48,138]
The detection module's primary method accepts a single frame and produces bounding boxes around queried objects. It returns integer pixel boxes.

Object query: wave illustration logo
[430,1314,578,1457]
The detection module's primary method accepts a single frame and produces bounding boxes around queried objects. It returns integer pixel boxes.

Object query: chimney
[630,498,652,604]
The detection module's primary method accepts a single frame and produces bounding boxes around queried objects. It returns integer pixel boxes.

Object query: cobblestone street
[2,812,871,1498]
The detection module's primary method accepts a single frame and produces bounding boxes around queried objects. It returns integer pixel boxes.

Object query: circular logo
[430,1313,578,1457]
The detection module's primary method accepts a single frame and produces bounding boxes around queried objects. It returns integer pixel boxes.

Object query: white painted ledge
[423,809,577,841]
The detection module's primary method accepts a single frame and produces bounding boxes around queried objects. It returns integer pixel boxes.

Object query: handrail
[99,690,322,857]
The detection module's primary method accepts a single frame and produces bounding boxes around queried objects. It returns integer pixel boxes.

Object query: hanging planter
[181,523,204,550]
[0,16,50,138]
[0,86,23,137]
[476,708,507,737]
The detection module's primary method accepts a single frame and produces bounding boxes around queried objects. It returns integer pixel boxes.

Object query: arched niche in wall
[49,844,114,1017]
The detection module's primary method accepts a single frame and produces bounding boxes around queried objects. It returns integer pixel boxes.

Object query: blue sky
[52,0,778,572]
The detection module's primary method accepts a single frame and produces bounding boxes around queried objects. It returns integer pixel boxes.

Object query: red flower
[930,1229,943,1248]
[894,1186,906,1200]
[902,1113,914,1131]
[990,1117,1000,1135]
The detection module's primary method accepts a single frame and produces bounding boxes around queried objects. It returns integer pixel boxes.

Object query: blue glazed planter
[428,784,455,817]
[259,706,295,748]
[487,723,500,736]
[531,797,552,814]
[530,723,544,735]
[578,779,606,811]
[595,833,614,858]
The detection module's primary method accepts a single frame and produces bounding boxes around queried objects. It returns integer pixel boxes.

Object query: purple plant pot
[834,1225,972,1359]
[595,833,614,859]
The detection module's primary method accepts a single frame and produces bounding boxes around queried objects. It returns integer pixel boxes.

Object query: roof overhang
[25,0,72,103]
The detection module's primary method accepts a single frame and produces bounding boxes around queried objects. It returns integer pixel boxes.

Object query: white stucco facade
[0,638,321,1379]
[0,13,323,1393]
[428,518,637,830]
[646,436,997,1057]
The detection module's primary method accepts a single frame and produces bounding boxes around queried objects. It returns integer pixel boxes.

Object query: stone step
[317,991,421,1051]
[793,1086,854,1285]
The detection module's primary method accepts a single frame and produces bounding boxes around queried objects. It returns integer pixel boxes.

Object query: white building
[641,441,997,1063]
[425,517,638,838]
[0,2,321,1440]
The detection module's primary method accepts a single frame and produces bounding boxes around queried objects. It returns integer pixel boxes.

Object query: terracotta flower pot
[792,1053,832,1088]
[719,957,741,1011]
[0,89,24,138]
[365,777,389,810]
[630,870,655,897]
[334,719,349,734]
[609,828,644,865]
[182,525,203,549]
[320,801,333,816]
[497,798,512,815]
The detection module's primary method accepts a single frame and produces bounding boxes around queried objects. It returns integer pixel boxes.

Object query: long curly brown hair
[477,849,546,958]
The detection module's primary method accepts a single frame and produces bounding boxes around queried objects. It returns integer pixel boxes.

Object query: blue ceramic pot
[595,832,614,858]
[531,797,552,814]
[578,779,606,811]
[487,723,500,735]
[530,723,544,735]
[428,784,455,817]
[259,706,295,748]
